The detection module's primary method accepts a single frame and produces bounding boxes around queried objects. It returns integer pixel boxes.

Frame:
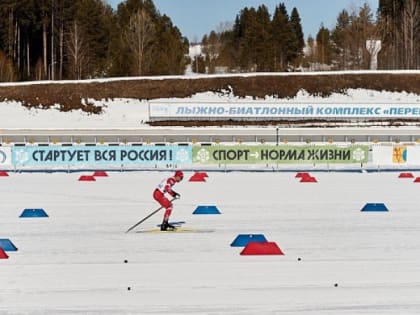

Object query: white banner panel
[372,146,420,165]
[372,146,395,165]
[407,147,420,165]
[0,146,12,166]
[150,102,420,120]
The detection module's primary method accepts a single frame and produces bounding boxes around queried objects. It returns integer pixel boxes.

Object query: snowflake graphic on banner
[352,148,365,161]
[195,149,210,163]
[15,150,30,164]
[175,149,190,163]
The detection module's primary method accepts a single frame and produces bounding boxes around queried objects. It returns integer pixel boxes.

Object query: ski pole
[125,198,176,233]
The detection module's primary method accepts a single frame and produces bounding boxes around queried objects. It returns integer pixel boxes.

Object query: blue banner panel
[12,145,192,166]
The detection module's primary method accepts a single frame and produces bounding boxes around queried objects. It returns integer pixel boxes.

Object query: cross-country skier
[153,170,183,231]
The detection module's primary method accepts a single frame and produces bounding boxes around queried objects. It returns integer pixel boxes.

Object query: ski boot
[160,220,176,231]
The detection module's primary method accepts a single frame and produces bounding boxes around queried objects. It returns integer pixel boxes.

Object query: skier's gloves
[174,192,181,199]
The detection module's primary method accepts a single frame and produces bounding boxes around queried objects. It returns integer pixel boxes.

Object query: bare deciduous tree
[202,31,220,73]
[124,8,155,76]
[67,22,86,80]
[402,0,419,68]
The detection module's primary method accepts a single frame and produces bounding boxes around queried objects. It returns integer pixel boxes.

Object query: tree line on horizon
[0,0,188,82]
[196,3,305,73]
[0,0,419,82]
[197,0,419,73]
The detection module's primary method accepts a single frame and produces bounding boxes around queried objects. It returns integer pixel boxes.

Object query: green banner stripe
[193,145,369,164]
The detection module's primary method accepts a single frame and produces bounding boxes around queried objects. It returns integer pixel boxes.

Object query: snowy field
[1,170,420,314]
[0,87,419,128]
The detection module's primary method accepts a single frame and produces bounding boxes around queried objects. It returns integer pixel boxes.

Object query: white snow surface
[1,170,420,314]
[1,78,420,313]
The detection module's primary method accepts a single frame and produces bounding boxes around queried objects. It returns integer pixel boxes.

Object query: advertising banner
[12,145,192,166]
[372,146,420,165]
[193,145,369,164]
[150,102,420,120]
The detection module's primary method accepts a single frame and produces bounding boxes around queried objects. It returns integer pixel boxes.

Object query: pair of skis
[125,198,176,233]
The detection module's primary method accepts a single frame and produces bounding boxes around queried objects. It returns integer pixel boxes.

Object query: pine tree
[12,0,38,79]
[238,7,259,71]
[289,7,304,67]
[152,14,188,75]
[255,5,272,71]
[332,9,351,69]
[316,25,333,66]
[56,0,76,80]
[217,26,236,71]
[73,0,113,78]
[229,14,243,70]
[352,3,376,69]
[271,3,294,71]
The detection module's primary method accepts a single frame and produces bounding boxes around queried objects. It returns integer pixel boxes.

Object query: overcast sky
[106,0,378,41]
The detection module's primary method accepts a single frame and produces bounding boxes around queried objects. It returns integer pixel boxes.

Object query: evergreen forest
[0,0,419,82]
